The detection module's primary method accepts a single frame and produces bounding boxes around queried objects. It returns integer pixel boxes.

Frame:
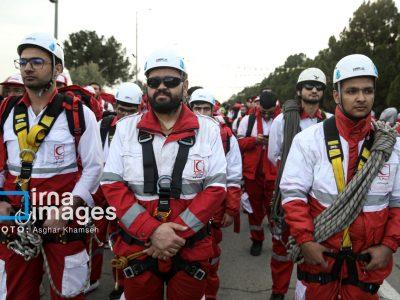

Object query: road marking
[379,280,400,300]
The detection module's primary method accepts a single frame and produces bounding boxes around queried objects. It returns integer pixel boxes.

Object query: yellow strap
[330,146,371,248]
[14,113,56,191]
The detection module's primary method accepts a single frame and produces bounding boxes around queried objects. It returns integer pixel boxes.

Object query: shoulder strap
[63,94,86,149]
[100,115,115,147]
[246,114,256,137]
[0,96,22,133]
[139,131,159,194]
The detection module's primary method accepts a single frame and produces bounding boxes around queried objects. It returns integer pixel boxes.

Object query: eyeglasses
[14,57,49,70]
[147,76,182,89]
[303,82,325,91]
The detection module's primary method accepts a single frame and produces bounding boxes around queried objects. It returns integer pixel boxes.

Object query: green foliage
[69,62,106,87]
[63,30,134,86]
[229,0,400,115]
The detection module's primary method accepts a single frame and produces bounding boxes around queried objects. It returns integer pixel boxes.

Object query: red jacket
[101,104,227,261]
[238,108,277,181]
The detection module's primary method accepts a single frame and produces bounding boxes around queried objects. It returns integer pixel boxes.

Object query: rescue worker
[90,81,114,113]
[55,74,68,89]
[100,49,227,300]
[88,82,142,299]
[188,88,242,300]
[267,68,331,299]
[237,91,279,256]
[280,54,400,299]
[0,74,25,97]
[232,104,248,134]
[0,32,103,299]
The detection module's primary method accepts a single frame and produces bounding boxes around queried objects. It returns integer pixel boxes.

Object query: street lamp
[49,0,58,39]
[135,9,151,84]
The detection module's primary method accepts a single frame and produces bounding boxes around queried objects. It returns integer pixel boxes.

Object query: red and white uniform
[101,104,226,300]
[237,109,277,242]
[266,108,331,295]
[0,91,103,300]
[268,109,332,166]
[281,108,400,299]
[206,116,242,300]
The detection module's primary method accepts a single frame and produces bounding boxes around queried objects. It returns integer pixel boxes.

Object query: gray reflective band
[227,178,242,186]
[101,172,124,182]
[204,173,226,187]
[179,209,204,232]
[7,162,77,174]
[210,257,220,265]
[121,203,146,229]
[128,182,203,196]
[271,252,290,262]
[281,189,307,200]
[249,225,263,231]
[389,197,400,208]
[312,190,390,207]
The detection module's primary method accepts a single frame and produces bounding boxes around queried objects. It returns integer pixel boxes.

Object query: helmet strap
[37,55,56,97]
[337,82,372,121]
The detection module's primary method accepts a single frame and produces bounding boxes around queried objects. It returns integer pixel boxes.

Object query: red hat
[59,84,94,98]
[56,74,68,85]
[100,92,116,105]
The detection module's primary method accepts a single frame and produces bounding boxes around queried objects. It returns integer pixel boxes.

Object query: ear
[54,63,63,78]
[182,79,189,98]
[333,90,340,105]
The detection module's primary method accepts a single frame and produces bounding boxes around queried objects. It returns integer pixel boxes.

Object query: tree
[69,62,106,87]
[63,31,134,86]
[228,0,400,115]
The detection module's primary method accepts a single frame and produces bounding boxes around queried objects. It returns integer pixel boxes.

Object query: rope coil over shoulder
[286,120,398,262]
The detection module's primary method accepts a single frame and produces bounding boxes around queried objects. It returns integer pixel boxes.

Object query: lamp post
[49,0,58,39]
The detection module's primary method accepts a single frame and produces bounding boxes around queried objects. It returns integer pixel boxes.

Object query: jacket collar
[300,108,324,120]
[335,106,372,143]
[137,103,199,142]
[19,89,58,107]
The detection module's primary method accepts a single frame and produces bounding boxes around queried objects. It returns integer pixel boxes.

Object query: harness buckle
[157,175,172,195]
[19,149,36,162]
[193,268,206,280]
[178,137,195,147]
[123,266,135,278]
[58,232,68,244]
[153,209,171,222]
[138,132,153,144]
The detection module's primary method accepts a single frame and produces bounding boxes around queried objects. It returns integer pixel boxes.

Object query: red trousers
[296,279,379,300]
[89,216,109,283]
[270,229,293,294]
[205,225,223,300]
[0,240,87,300]
[123,261,210,300]
[244,178,274,242]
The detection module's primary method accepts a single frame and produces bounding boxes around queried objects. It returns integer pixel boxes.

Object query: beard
[23,74,53,91]
[149,89,181,114]
[302,94,323,104]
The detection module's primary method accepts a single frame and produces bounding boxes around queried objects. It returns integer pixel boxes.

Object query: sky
[1,0,399,101]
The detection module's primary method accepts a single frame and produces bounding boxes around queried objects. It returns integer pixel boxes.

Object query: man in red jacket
[237,91,278,256]
[101,49,227,300]
[280,54,400,299]
[188,88,242,299]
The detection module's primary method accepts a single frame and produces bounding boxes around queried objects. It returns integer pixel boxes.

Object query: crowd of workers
[0,32,399,300]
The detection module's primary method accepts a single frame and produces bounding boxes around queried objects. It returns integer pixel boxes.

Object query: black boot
[269,293,285,300]
[109,287,124,300]
[250,240,263,256]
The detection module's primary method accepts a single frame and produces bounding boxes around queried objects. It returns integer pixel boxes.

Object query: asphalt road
[42,212,400,299]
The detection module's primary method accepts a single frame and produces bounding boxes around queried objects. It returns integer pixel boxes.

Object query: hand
[362,245,393,271]
[300,241,332,269]
[256,134,268,145]
[144,244,178,260]
[150,222,187,252]
[43,206,68,232]
[221,213,234,228]
[0,201,13,225]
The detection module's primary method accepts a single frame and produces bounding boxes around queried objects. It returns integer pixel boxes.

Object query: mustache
[153,89,172,99]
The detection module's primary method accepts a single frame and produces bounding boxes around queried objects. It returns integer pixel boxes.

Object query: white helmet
[1,74,23,86]
[144,49,186,77]
[83,85,95,95]
[17,32,64,68]
[115,82,143,105]
[297,68,326,87]
[188,88,215,106]
[56,74,68,85]
[379,107,398,125]
[333,54,378,85]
